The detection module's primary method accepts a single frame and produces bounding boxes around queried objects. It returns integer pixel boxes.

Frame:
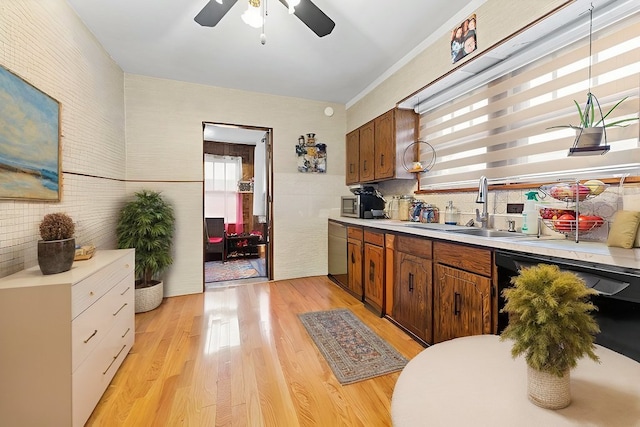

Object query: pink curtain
[235,194,243,234]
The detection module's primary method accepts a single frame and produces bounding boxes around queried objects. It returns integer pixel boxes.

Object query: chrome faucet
[475,175,489,229]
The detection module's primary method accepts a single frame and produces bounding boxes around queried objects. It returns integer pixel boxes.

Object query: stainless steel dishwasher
[328,220,348,288]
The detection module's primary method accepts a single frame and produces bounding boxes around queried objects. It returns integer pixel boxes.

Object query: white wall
[124,75,347,295]
[0,1,126,277]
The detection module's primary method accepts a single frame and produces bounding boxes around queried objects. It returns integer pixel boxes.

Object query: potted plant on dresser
[116,190,175,313]
[500,263,600,409]
[38,212,76,275]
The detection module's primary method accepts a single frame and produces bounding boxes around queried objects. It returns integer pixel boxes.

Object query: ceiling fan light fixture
[215,0,223,4]
[287,0,300,14]
[241,0,263,28]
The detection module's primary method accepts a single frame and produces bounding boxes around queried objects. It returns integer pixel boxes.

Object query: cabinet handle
[363,160,368,171]
[83,329,98,344]
[351,252,355,264]
[122,327,131,338]
[103,344,127,375]
[454,292,461,316]
[369,260,375,282]
[380,154,384,166]
[113,303,128,316]
[408,273,414,292]
[120,286,131,296]
[350,164,354,173]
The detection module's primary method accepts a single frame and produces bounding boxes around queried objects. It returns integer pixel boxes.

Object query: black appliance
[496,250,640,363]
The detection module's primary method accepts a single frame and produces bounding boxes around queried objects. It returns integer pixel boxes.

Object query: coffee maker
[350,185,386,219]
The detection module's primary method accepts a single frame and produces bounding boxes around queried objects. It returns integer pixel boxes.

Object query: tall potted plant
[38,212,76,275]
[116,190,175,313]
[500,263,600,409]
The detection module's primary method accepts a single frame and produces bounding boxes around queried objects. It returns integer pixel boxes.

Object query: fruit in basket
[577,214,604,232]
[540,208,573,220]
[569,184,591,201]
[555,213,576,232]
[583,180,606,195]
[550,185,573,200]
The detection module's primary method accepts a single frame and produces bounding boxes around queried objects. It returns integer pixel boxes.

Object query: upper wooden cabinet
[345,108,418,185]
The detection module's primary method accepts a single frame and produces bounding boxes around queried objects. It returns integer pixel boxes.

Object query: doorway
[202,122,273,288]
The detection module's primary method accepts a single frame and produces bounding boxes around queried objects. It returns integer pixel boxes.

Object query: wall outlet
[507,203,524,214]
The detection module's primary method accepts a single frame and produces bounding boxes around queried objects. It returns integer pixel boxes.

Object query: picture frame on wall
[0,65,61,201]
[451,13,477,64]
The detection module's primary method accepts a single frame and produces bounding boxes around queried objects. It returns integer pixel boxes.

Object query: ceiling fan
[194,0,335,38]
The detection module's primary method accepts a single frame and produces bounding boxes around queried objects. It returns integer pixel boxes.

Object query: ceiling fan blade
[194,0,239,27]
[279,0,335,37]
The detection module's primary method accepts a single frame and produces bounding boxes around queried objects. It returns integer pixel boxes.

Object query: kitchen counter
[329,217,640,271]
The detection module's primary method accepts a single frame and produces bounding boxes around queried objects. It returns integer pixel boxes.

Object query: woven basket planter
[135,280,164,313]
[527,365,571,409]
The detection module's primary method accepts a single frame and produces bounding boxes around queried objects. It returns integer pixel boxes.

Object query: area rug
[205,258,264,283]
[298,308,408,385]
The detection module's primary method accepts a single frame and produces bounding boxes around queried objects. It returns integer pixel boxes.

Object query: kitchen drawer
[347,226,363,240]
[72,304,134,426]
[434,241,492,277]
[72,253,134,319]
[72,272,134,372]
[364,230,384,246]
[396,235,432,259]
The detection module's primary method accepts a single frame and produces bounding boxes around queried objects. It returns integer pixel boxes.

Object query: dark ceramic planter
[37,237,76,275]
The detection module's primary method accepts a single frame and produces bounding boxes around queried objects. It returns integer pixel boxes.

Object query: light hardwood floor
[86,276,424,426]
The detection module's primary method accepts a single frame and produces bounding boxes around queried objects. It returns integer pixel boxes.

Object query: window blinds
[418,12,640,190]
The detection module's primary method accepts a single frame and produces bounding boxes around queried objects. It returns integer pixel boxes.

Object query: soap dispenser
[445,200,458,225]
[522,191,539,235]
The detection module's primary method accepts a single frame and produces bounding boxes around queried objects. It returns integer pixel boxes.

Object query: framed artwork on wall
[296,139,327,174]
[451,13,477,64]
[0,65,61,201]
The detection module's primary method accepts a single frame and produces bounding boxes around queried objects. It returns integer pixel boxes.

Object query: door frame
[202,122,273,283]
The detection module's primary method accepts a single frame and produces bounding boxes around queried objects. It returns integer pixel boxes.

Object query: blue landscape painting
[0,66,60,200]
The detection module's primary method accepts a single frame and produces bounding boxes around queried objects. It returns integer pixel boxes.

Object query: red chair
[204,218,226,261]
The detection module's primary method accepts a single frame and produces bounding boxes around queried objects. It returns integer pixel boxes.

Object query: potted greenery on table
[116,190,175,313]
[500,263,600,409]
[38,212,76,275]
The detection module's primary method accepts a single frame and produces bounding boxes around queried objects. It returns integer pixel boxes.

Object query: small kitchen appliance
[341,186,386,219]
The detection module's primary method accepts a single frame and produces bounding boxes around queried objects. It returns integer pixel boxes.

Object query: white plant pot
[527,365,571,409]
[135,280,164,313]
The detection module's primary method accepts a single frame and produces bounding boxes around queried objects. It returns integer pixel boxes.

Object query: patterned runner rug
[205,258,264,283]
[298,308,408,385]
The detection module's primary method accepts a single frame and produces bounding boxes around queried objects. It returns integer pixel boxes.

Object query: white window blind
[204,154,242,222]
[418,12,640,190]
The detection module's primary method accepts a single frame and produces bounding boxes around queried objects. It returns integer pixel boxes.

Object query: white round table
[391,335,640,426]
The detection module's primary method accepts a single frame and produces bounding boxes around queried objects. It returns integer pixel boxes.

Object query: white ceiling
[65,0,481,105]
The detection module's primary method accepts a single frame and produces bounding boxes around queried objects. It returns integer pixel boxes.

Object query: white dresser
[0,249,135,426]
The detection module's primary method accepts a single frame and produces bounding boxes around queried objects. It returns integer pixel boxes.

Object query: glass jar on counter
[386,196,400,220]
[398,196,413,221]
[420,205,439,223]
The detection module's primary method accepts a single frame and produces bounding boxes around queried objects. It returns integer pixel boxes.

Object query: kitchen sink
[446,228,527,238]
[403,223,464,231]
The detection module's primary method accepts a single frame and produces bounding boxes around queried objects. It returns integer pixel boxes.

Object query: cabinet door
[434,264,492,343]
[394,252,433,343]
[374,110,395,180]
[345,129,360,185]
[347,239,363,300]
[363,242,384,314]
[359,121,375,182]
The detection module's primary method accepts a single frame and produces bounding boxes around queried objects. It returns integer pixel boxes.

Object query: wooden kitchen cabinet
[363,230,385,315]
[345,108,417,185]
[433,241,494,343]
[347,226,364,300]
[393,235,433,344]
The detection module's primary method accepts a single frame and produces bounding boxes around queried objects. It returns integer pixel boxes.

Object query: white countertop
[329,217,640,271]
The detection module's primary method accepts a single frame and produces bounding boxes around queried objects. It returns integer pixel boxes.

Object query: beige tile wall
[0,1,125,277]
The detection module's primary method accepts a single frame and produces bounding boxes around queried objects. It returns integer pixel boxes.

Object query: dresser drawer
[72,253,134,319]
[72,272,134,372]
[72,304,134,426]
